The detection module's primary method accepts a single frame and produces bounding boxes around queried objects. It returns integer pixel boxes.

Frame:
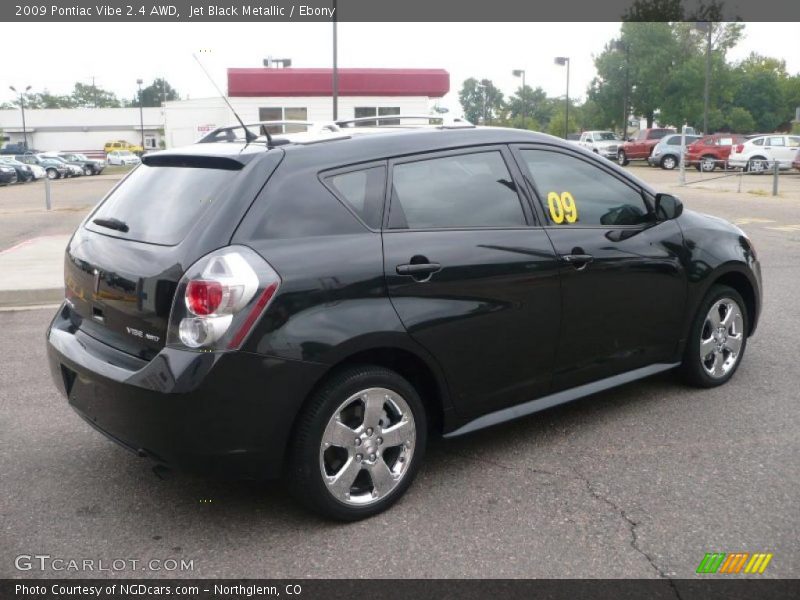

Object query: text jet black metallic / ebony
[46,123,762,520]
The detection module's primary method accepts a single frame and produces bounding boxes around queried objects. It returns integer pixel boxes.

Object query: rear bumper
[46,302,327,479]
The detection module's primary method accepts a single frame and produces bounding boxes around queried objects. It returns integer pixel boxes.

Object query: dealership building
[0,67,450,152]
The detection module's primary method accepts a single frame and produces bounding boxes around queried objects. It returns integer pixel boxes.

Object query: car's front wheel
[617,150,629,166]
[681,285,748,388]
[660,155,678,170]
[288,365,427,520]
[84,166,93,176]
[700,156,717,172]
[46,168,58,180]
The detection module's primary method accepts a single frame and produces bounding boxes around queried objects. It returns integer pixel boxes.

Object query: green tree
[130,78,180,107]
[71,82,121,108]
[547,103,580,138]
[459,78,504,125]
[505,85,552,129]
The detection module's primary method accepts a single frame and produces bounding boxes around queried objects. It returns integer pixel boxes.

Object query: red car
[617,128,676,165]
[686,134,746,172]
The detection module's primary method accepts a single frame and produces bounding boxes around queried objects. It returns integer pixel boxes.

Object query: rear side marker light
[227,282,279,350]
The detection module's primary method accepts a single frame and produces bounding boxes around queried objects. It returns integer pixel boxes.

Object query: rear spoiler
[141,154,246,170]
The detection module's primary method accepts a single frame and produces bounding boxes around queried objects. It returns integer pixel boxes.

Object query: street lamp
[695,22,713,135]
[512,69,526,129]
[9,85,32,150]
[332,0,338,120]
[554,57,570,139]
[136,78,144,152]
[475,82,488,125]
[612,40,631,141]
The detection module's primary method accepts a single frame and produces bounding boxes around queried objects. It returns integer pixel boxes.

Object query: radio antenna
[192,53,271,146]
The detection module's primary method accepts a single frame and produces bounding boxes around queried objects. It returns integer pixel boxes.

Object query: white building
[164,67,450,148]
[0,107,163,154]
[0,67,450,153]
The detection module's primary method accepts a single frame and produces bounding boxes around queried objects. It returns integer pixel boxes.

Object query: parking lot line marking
[732,218,776,225]
[766,225,800,232]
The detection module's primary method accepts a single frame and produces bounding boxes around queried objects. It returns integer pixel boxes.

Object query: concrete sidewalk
[0,235,69,307]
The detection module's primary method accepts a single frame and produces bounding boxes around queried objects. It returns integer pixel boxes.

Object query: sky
[2,22,799,113]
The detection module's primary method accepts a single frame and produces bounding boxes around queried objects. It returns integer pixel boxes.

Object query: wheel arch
[711,269,758,336]
[282,340,453,471]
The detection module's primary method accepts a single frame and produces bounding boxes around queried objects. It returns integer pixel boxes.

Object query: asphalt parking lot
[0,165,798,579]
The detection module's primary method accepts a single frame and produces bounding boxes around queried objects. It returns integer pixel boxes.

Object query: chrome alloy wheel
[319,387,416,506]
[700,298,744,379]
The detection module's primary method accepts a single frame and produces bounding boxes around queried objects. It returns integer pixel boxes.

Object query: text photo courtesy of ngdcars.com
[0,1,799,598]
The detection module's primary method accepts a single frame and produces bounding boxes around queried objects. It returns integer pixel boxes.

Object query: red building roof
[227,68,449,98]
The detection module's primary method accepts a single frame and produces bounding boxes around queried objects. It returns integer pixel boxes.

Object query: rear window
[86,164,240,245]
[649,129,673,140]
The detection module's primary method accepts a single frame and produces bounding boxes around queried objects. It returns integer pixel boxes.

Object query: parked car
[728,135,800,172]
[50,152,106,176]
[0,163,17,185]
[577,131,622,160]
[685,134,746,172]
[0,143,42,155]
[40,155,83,177]
[648,133,701,170]
[46,126,762,520]
[106,150,142,166]
[104,140,144,154]
[0,157,35,182]
[794,151,800,172]
[15,154,68,179]
[618,128,676,165]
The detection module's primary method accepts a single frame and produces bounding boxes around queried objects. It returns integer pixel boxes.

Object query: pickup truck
[577,131,622,160]
[617,128,676,165]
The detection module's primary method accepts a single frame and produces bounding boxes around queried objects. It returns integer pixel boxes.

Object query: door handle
[396,262,442,276]
[561,254,594,270]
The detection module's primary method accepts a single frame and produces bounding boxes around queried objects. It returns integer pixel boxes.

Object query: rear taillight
[735,144,744,153]
[167,246,281,351]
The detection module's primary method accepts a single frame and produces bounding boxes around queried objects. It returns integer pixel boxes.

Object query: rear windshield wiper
[93,217,129,232]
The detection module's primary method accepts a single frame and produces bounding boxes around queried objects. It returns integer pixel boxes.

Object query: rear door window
[388,151,526,229]
[86,164,241,245]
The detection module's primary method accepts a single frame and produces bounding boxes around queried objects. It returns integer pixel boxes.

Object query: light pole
[512,69,526,129]
[696,21,713,135]
[554,56,570,139]
[9,85,32,150]
[332,0,338,120]
[613,40,630,141]
[136,79,144,151]
[475,82,488,125]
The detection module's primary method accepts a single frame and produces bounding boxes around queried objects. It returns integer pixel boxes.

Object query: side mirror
[655,193,683,221]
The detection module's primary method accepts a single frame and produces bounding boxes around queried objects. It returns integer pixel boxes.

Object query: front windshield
[74,154,88,160]
[119,151,133,156]
[596,132,618,141]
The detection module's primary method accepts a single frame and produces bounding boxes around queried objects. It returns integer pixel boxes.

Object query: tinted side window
[388,151,526,229]
[520,149,651,227]
[767,136,785,147]
[245,169,365,240]
[325,166,386,230]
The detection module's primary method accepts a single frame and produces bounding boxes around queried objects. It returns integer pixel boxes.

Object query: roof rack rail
[195,115,475,146]
[335,115,474,129]
[197,120,342,144]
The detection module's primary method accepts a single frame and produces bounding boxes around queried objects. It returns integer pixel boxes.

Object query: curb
[0,288,64,309]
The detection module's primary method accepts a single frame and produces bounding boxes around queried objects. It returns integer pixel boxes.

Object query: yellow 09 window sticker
[547,191,578,224]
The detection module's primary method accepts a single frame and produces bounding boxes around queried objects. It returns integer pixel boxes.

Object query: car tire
[84,166,93,176]
[747,156,768,174]
[660,155,678,170]
[680,284,748,388]
[617,150,629,166]
[46,168,58,180]
[287,365,427,521]
[700,156,717,172]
